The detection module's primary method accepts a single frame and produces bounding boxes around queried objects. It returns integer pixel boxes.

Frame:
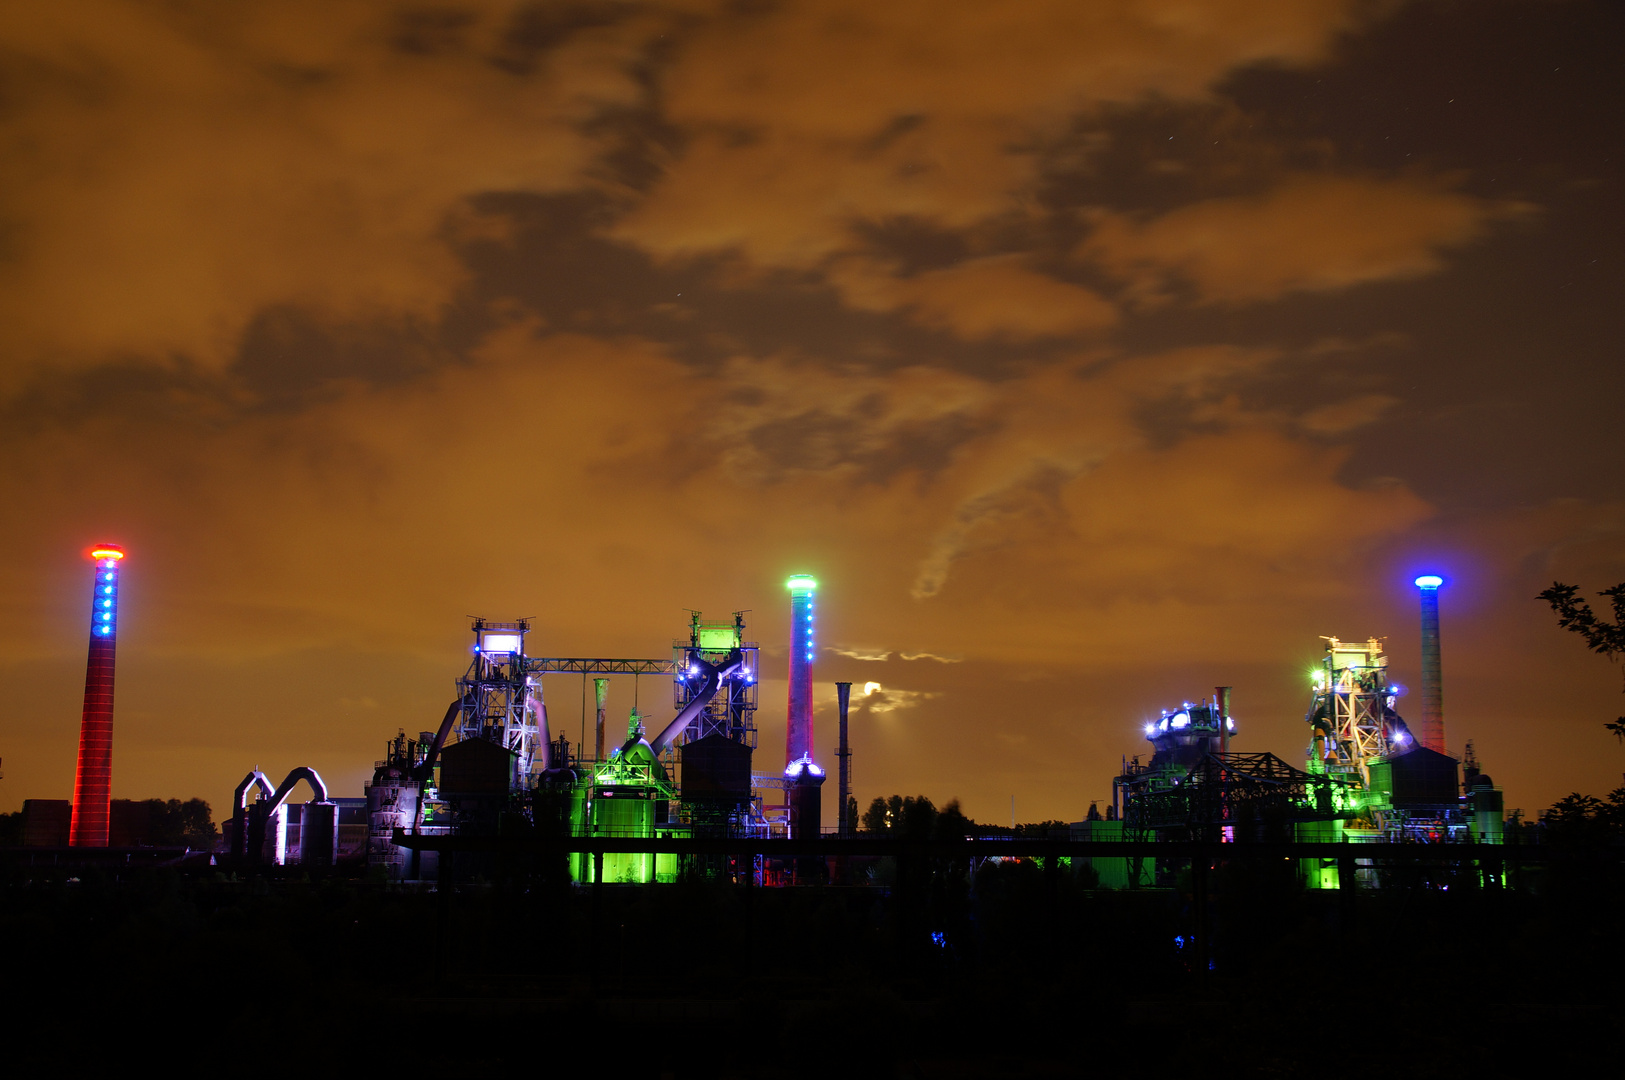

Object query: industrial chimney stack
[70,544,125,847]
[784,574,817,768]
[1414,574,1446,754]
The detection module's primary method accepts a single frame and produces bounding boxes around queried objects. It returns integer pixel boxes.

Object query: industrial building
[1104,574,1504,889]
[37,538,1509,894]
[223,575,837,884]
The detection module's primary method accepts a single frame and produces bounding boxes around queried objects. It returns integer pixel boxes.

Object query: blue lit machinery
[1114,690,1348,859]
[672,610,759,747]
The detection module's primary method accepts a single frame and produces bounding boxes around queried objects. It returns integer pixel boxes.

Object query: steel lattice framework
[1120,751,1349,842]
[1305,636,1400,788]
[455,619,543,781]
[671,611,759,748]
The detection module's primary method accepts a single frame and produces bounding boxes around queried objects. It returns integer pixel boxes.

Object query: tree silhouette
[1537,582,1625,742]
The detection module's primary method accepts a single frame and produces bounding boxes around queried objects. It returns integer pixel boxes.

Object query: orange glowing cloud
[1081,174,1535,305]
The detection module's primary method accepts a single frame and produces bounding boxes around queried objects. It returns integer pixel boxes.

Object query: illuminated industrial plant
[1101,571,1503,890]
[198,562,1508,894]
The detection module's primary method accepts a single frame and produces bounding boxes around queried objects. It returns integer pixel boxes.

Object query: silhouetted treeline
[1539,784,1625,845]
[117,797,218,848]
[0,798,215,848]
[859,793,1067,839]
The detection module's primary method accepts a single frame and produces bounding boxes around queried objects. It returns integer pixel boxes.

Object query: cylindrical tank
[787,758,825,839]
[299,801,340,867]
[591,787,656,883]
[248,800,288,865]
[366,764,420,879]
[1470,776,1503,845]
[788,759,826,883]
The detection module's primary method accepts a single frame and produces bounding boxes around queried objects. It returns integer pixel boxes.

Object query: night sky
[2,1,1621,825]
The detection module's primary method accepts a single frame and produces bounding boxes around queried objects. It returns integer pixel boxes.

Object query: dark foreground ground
[5,854,1621,1076]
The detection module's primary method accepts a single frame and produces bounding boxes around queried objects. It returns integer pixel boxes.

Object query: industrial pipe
[412,694,469,782]
[836,682,852,836]
[594,678,609,761]
[231,771,274,859]
[650,649,745,754]
[266,765,329,812]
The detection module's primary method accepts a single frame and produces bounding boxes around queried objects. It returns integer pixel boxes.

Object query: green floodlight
[786,574,818,592]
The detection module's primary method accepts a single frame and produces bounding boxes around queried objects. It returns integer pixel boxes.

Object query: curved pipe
[231,771,274,859]
[529,692,552,772]
[265,766,329,813]
[650,649,745,755]
[411,695,468,782]
[234,771,274,810]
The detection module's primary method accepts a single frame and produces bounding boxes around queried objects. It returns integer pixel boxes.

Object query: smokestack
[71,544,125,847]
[785,574,817,768]
[1216,686,1232,755]
[594,678,608,761]
[836,682,852,836]
[1415,575,1446,753]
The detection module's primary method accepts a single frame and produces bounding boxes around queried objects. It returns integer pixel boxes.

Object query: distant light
[1144,723,1157,737]
[1393,731,1408,744]
[1171,711,1190,728]
[1226,717,1236,732]
[786,574,818,592]
[1414,575,1444,590]
[90,546,125,561]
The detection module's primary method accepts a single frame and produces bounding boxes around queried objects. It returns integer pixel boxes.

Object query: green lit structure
[362,610,760,883]
[565,710,685,884]
[1110,612,1504,890]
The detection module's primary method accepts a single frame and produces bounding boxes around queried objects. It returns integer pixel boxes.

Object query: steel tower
[454,618,544,781]
[70,544,124,847]
[1304,636,1405,788]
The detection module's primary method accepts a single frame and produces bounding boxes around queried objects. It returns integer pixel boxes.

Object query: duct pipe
[529,693,552,773]
[231,771,274,860]
[1216,686,1232,755]
[412,695,467,782]
[1415,575,1446,753]
[594,678,608,761]
[650,650,744,755]
[836,682,852,837]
